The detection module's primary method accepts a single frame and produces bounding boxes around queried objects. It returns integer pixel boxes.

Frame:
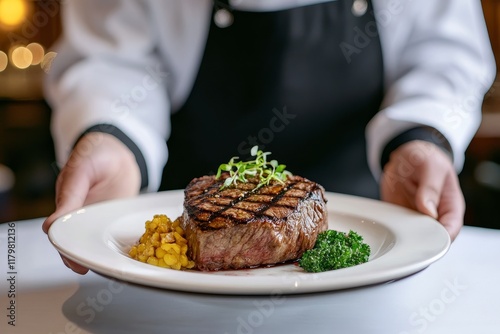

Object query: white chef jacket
[44,0,496,191]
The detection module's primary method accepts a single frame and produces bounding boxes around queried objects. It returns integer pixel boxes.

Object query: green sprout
[299,230,371,273]
[215,145,292,190]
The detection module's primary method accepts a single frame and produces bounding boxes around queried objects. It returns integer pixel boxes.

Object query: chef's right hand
[42,132,142,274]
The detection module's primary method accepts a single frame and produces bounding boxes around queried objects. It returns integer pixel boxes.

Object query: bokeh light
[10,46,33,69]
[41,51,57,73]
[0,0,27,28]
[0,51,7,72]
[26,43,45,65]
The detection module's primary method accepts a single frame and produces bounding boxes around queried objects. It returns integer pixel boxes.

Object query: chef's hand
[42,132,141,274]
[380,140,464,241]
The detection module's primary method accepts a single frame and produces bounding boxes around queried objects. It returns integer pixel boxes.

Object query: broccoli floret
[299,230,371,273]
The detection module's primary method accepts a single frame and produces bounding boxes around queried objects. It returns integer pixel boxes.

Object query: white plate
[48,191,450,295]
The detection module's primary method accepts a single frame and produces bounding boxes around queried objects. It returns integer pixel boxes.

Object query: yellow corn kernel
[129,246,137,258]
[148,220,157,230]
[161,243,181,254]
[155,247,167,259]
[180,255,188,267]
[137,243,146,253]
[174,232,187,244]
[146,246,155,257]
[129,214,195,270]
[162,232,175,244]
[158,258,167,268]
[164,254,178,266]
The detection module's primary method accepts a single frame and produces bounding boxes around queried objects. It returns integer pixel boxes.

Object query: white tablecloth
[0,219,499,334]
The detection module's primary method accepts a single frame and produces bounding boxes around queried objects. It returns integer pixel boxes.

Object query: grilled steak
[181,174,328,271]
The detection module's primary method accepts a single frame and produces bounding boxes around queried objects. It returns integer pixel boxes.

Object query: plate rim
[48,190,451,295]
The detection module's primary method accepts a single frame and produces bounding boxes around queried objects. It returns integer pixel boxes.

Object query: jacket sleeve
[367,0,496,178]
[44,0,169,191]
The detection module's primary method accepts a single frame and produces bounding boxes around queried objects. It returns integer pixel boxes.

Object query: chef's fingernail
[425,200,438,218]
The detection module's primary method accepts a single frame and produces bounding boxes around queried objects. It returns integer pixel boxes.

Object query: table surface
[0,218,499,334]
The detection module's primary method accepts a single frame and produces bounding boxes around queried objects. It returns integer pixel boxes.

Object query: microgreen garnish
[216,146,292,190]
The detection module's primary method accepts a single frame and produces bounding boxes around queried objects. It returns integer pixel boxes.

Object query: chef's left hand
[380,140,464,241]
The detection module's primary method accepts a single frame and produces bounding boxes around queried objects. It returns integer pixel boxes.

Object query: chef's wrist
[75,124,149,191]
[380,126,453,170]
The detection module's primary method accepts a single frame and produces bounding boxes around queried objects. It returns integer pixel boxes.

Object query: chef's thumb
[415,182,441,219]
[42,166,90,234]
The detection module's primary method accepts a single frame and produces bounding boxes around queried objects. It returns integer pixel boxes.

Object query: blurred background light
[0,51,7,72]
[26,42,45,66]
[41,51,57,73]
[0,164,15,193]
[475,160,500,191]
[0,0,28,29]
[10,46,33,69]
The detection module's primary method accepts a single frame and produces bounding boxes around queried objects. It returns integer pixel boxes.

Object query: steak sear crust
[181,174,328,271]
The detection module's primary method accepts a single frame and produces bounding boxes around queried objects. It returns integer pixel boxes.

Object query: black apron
[161,0,384,199]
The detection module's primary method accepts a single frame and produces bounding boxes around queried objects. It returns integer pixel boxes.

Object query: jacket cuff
[380,126,453,170]
[77,124,149,191]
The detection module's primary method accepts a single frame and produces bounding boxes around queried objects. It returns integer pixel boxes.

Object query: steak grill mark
[185,177,320,229]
